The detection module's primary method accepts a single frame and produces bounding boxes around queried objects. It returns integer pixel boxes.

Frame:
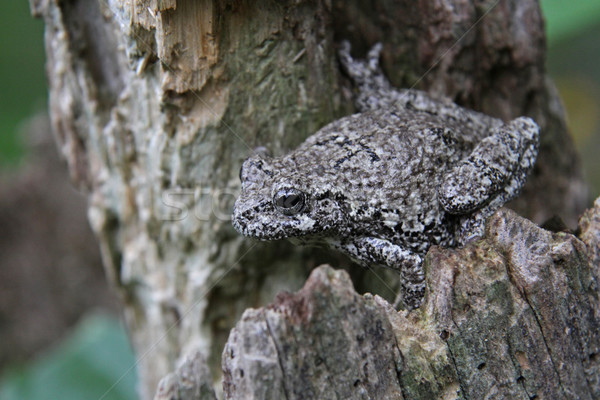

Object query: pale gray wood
[154,350,216,400]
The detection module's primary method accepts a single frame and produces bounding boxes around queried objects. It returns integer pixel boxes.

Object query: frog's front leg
[333,236,426,309]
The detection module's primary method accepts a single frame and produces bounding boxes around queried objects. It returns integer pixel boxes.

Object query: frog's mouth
[232,217,290,241]
[232,199,326,241]
[231,212,319,241]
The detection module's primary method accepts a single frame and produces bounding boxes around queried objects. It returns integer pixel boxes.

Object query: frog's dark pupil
[274,189,305,215]
[284,195,299,208]
[276,194,299,209]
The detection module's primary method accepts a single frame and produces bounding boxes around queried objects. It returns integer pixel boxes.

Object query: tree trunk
[31,0,594,398]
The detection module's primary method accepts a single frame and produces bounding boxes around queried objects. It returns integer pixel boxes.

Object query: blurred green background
[0,1,599,399]
[0,315,137,400]
[0,2,46,166]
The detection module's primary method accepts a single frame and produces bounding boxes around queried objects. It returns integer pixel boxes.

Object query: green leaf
[0,314,137,400]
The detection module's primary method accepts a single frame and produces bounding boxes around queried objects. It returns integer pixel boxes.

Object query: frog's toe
[366,42,383,70]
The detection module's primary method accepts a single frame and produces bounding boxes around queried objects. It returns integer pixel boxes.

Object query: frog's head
[232,153,345,241]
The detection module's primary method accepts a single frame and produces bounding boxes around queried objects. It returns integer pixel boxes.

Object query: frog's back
[291,108,474,205]
[280,108,474,252]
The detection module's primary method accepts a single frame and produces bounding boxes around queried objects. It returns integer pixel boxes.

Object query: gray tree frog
[232,42,539,309]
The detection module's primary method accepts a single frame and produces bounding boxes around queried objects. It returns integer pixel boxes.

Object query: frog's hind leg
[445,117,540,244]
[338,41,397,112]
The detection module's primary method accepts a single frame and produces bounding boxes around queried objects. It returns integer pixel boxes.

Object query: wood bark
[30,0,593,398]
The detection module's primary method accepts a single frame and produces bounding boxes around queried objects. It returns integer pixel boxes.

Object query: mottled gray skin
[232,42,539,309]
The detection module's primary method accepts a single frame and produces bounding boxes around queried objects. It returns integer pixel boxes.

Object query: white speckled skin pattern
[232,42,539,309]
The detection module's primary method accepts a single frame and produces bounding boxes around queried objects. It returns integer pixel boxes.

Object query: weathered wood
[154,350,216,400]
[223,267,405,400]
[32,0,344,397]
[31,0,591,398]
[223,205,600,399]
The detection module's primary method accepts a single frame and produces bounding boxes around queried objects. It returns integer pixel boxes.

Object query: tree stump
[222,206,600,399]
[31,0,594,398]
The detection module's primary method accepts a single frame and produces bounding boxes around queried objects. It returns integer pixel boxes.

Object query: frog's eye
[273,188,306,215]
